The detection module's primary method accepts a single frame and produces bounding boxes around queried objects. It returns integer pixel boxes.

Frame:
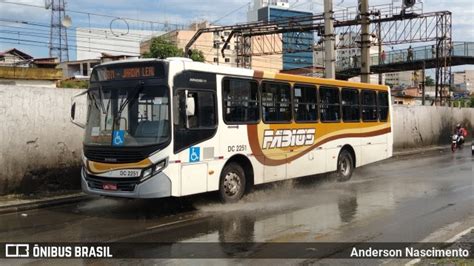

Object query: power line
[0,18,165,41]
[0,36,141,55]
[211,2,251,25]
[290,0,348,11]
[0,29,146,51]
[0,25,154,44]
[0,1,184,28]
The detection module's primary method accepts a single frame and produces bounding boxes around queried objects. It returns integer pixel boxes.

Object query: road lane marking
[405,226,474,266]
[146,218,198,230]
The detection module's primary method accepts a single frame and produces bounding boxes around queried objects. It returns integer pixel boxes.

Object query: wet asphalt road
[0,147,472,263]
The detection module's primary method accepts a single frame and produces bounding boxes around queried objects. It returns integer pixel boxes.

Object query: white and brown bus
[71,58,392,203]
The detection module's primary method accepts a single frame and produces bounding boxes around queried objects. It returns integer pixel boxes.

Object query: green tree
[425,75,435,86]
[142,37,205,62]
[189,49,205,62]
[143,37,184,59]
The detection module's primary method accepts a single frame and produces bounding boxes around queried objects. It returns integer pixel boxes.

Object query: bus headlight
[142,168,153,179]
[140,159,168,182]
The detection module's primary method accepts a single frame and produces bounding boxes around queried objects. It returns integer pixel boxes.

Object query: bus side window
[261,81,291,123]
[186,91,216,129]
[361,90,377,121]
[341,88,360,122]
[294,84,318,123]
[378,91,389,121]
[319,86,340,122]
[222,78,259,124]
[173,89,217,153]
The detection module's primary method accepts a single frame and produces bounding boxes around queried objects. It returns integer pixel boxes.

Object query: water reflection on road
[0,148,471,249]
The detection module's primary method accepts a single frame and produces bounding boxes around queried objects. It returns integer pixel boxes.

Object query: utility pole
[377,14,382,85]
[323,0,335,79]
[421,60,426,105]
[49,0,69,62]
[359,0,370,83]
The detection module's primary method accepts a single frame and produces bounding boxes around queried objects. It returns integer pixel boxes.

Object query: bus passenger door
[181,160,208,195]
[173,85,218,196]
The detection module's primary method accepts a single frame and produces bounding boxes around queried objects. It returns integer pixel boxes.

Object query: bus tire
[336,150,354,182]
[219,163,246,203]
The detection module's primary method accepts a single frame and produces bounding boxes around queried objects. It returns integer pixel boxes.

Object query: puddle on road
[186,165,454,243]
[5,150,466,243]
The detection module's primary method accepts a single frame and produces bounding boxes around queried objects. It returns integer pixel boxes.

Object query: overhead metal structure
[185,4,452,104]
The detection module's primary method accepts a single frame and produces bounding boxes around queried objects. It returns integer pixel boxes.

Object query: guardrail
[336,42,474,71]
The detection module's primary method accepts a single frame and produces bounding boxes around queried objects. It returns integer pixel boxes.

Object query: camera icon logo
[5,244,29,258]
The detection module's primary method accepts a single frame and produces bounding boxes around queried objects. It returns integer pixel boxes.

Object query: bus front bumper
[81,168,172,199]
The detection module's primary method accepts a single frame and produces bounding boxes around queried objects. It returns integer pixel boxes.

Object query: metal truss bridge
[336,42,474,79]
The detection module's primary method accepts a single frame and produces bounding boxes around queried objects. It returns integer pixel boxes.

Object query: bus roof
[96,58,388,91]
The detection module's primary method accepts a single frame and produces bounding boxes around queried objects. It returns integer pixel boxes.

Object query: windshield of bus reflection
[84,85,170,147]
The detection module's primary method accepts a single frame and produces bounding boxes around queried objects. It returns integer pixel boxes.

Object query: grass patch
[58,79,89,89]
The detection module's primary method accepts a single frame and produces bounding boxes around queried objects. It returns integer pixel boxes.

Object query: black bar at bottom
[0,242,471,259]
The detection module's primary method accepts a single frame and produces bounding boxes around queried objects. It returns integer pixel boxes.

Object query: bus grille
[85,175,138,192]
[83,146,147,163]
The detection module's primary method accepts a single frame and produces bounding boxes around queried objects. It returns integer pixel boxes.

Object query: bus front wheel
[336,150,354,182]
[219,163,246,203]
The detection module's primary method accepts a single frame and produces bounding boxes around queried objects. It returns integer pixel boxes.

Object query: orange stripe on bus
[247,124,391,166]
[87,158,152,174]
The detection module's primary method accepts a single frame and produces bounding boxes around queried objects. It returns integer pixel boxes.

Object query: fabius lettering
[262,129,315,149]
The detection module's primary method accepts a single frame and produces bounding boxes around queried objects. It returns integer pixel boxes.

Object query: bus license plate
[103,183,117,191]
[118,170,141,177]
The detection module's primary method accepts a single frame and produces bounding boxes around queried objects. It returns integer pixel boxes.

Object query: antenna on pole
[49,0,70,62]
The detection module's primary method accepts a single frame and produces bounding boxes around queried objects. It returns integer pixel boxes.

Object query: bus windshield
[84,85,170,147]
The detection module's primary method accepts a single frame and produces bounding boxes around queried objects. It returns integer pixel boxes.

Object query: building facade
[451,70,473,95]
[140,21,238,68]
[247,0,290,22]
[257,7,313,71]
[0,48,62,87]
[76,28,164,60]
[385,71,421,87]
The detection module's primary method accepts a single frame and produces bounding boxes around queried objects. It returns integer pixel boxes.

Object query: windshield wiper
[117,82,144,117]
[87,85,108,115]
[87,88,101,113]
[87,85,112,131]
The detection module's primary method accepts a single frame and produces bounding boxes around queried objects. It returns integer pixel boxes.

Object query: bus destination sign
[103,66,156,81]
[92,63,166,82]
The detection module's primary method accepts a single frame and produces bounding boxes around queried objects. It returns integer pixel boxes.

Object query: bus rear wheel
[219,163,246,203]
[336,150,354,182]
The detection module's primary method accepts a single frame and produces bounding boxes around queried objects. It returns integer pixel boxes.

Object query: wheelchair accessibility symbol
[189,147,200,162]
[112,130,125,146]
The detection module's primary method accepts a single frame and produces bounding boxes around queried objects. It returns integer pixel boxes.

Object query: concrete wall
[393,105,473,149]
[0,66,62,80]
[0,85,472,195]
[0,85,85,195]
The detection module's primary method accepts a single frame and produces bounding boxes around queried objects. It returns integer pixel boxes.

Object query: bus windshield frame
[84,62,170,148]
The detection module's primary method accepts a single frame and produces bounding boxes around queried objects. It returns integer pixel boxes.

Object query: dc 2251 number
[228,145,247,152]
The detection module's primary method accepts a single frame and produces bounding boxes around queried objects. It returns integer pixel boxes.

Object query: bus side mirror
[71,102,76,120]
[70,90,87,128]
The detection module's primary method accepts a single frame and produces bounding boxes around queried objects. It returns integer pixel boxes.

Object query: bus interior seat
[297,106,310,121]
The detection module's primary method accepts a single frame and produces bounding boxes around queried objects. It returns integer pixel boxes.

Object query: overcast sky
[0,0,472,60]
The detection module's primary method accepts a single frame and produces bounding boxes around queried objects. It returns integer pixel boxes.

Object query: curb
[0,194,93,215]
[393,145,449,157]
